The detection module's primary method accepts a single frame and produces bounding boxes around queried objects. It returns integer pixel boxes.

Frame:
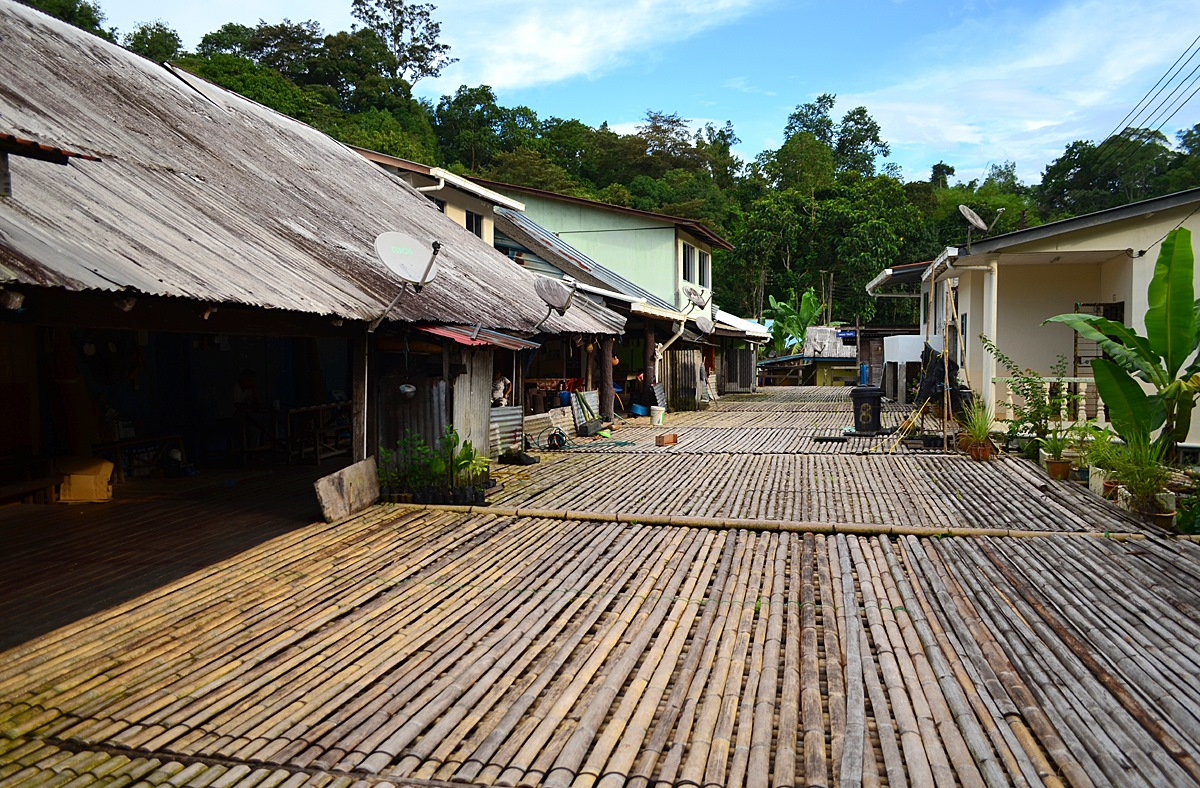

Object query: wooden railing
[991,376,1105,430]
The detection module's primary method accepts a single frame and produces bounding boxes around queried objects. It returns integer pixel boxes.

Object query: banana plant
[1044,227,1198,452]
[765,287,822,356]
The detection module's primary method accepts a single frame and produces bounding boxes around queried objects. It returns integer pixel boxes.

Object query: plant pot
[1151,510,1176,529]
[966,442,993,462]
[1045,458,1072,480]
[1102,478,1120,500]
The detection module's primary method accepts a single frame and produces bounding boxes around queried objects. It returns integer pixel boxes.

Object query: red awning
[418,325,540,350]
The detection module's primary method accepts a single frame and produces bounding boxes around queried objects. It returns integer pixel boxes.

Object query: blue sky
[97,0,1200,185]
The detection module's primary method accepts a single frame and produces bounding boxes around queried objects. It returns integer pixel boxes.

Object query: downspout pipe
[416,177,446,193]
[656,321,686,358]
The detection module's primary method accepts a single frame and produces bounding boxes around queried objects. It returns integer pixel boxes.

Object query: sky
[95,0,1200,186]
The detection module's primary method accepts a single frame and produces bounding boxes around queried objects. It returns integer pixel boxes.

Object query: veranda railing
[991,376,1106,431]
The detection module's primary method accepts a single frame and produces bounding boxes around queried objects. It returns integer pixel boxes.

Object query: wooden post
[600,336,615,420]
[352,330,368,462]
[643,322,657,407]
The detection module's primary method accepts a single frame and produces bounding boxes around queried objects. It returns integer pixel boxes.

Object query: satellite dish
[958,205,989,253]
[684,286,711,309]
[374,232,440,285]
[535,276,575,313]
[695,316,715,335]
[958,205,988,232]
[533,276,577,329]
[368,233,443,332]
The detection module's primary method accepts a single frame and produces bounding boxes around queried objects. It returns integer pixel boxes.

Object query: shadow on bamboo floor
[0,460,347,652]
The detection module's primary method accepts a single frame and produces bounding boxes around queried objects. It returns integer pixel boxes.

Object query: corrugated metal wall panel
[665,349,703,411]
[377,376,448,454]
[488,406,524,457]
[724,348,756,393]
[451,348,493,454]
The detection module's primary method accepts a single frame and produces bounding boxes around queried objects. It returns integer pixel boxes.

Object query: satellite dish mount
[369,233,441,332]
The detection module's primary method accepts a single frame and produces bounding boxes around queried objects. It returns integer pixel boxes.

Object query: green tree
[349,0,456,84]
[243,19,324,83]
[1036,127,1176,219]
[196,23,254,57]
[784,93,836,147]
[1163,123,1200,194]
[695,121,743,191]
[483,148,583,195]
[308,27,399,112]
[536,117,593,180]
[756,131,835,193]
[930,161,955,190]
[18,0,113,40]
[834,105,890,175]
[122,19,182,61]
[433,84,502,171]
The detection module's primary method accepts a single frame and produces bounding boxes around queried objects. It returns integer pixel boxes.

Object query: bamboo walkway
[1,387,1197,786]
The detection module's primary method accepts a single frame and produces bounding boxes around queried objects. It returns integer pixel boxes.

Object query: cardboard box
[656,434,678,446]
[57,457,115,502]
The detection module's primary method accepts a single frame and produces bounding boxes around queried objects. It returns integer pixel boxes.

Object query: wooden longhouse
[0,0,624,499]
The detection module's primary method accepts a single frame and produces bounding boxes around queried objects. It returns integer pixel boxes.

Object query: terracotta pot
[1102,479,1120,499]
[967,442,992,462]
[1045,458,1072,480]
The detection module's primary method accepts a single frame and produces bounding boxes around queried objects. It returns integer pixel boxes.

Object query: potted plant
[1039,428,1073,480]
[957,397,996,461]
[1110,438,1172,524]
[1082,425,1120,497]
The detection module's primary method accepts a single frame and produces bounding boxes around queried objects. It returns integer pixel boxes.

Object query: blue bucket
[558,390,571,407]
[630,403,649,417]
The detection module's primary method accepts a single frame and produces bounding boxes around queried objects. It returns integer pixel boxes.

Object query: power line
[1090,35,1200,174]
[1097,33,1200,145]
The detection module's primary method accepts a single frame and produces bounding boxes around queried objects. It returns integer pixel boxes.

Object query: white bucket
[650,406,666,425]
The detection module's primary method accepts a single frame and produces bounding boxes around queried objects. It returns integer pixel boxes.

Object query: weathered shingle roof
[0,1,623,336]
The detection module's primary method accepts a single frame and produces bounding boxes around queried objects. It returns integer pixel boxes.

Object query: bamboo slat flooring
[491,452,1148,533]
[0,462,343,652]
[3,386,1197,787]
[3,508,1198,787]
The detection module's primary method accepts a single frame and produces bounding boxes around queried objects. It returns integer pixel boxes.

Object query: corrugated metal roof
[0,1,623,337]
[418,325,541,350]
[1,132,101,163]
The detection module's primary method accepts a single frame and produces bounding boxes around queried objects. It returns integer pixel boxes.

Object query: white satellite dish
[695,316,715,335]
[958,204,988,232]
[533,276,577,329]
[684,286,711,309]
[375,232,439,285]
[369,233,442,332]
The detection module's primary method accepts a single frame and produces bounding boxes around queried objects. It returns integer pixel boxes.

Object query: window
[465,210,483,237]
[699,250,711,288]
[431,197,446,213]
[682,243,696,283]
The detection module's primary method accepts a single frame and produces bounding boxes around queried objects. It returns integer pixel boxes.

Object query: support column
[642,322,657,407]
[352,330,368,462]
[982,260,998,408]
[600,336,615,420]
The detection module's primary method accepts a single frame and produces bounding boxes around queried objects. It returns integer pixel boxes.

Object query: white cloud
[423,0,765,93]
[841,0,1200,183]
[724,76,777,97]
